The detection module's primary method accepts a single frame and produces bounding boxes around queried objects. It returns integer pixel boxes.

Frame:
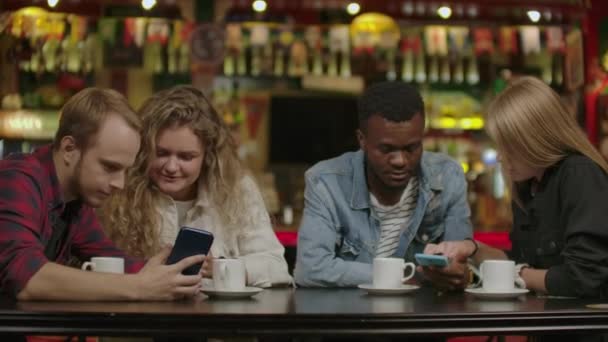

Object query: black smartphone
[166,227,214,275]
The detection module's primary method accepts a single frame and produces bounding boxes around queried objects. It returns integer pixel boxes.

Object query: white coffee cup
[213,258,246,291]
[372,257,416,289]
[480,260,515,292]
[81,257,124,274]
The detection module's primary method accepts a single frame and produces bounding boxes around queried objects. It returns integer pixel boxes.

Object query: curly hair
[100,85,245,258]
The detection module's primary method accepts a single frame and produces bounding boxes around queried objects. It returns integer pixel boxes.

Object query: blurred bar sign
[0,110,59,140]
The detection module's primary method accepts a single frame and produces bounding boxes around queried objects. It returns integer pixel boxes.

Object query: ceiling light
[252,0,267,13]
[142,0,156,11]
[346,2,361,16]
[437,6,452,19]
[527,10,541,23]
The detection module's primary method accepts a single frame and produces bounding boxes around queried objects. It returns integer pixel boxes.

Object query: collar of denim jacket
[419,152,445,192]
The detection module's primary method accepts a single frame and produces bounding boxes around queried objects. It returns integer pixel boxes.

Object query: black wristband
[465,237,479,257]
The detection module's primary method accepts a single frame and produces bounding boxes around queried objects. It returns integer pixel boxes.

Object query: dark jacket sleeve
[545,161,608,298]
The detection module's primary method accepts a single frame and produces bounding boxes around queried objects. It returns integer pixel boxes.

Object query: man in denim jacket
[295,82,473,289]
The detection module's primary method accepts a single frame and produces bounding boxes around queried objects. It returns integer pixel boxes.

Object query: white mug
[81,257,124,274]
[480,260,515,292]
[213,258,246,291]
[373,257,416,289]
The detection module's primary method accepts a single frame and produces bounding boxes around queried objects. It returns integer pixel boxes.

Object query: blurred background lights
[482,148,498,165]
[141,0,156,10]
[402,1,414,15]
[437,6,452,19]
[252,0,268,13]
[527,10,541,22]
[346,2,361,16]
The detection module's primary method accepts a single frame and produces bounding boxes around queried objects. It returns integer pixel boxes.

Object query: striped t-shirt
[371,177,419,257]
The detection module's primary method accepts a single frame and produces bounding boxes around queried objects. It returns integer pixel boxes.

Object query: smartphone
[166,227,214,275]
[415,253,449,268]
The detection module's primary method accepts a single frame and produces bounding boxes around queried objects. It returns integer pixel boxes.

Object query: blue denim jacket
[294,150,473,287]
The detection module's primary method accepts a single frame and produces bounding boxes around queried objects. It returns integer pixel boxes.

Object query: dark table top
[1,287,607,337]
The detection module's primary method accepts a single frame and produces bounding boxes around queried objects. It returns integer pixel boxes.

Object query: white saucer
[200,286,263,299]
[358,284,420,295]
[465,287,529,299]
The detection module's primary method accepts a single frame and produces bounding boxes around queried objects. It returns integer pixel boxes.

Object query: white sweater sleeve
[236,176,293,288]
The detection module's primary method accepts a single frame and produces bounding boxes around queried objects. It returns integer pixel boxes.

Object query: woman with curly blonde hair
[424,77,608,302]
[100,85,291,288]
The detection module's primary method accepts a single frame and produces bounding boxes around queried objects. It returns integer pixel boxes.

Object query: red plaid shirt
[0,145,144,297]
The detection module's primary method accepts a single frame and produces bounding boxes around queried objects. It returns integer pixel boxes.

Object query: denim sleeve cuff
[341,262,373,287]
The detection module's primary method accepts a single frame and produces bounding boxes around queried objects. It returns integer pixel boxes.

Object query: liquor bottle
[542,52,553,84]
[223,50,235,76]
[429,55,439,83]
[274,48,284,77]
[401,50,414,82]
[453,55,464,84]
[340,50,351,78]
[236,47,247,75]
[251,45,262,76]
[440,56,451,84]
[415,50,426,83]
[312,48,323,75]
[554,54,563,86]
[466,55,479,85]
[327,51,338,76]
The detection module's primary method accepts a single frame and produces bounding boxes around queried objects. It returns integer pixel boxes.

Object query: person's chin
[84,196,104,208]
[159,184,185,196]
[383,177,409,189]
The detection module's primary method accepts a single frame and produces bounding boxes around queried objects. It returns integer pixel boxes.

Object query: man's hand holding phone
[166,227,214,275]
[418,243,471,292]
[201,253,214,278]
[132,227,215,300]
[134,246,205,301]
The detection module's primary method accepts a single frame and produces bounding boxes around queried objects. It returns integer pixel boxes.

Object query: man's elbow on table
[294,262,327,287]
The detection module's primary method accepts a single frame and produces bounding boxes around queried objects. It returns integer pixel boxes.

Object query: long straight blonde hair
[100,85,245,258]
[486,76,608,206]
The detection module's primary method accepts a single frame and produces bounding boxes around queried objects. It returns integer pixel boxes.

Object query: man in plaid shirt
[0,88,205,301]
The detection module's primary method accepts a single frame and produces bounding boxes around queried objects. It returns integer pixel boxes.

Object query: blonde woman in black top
[423,76,608,300]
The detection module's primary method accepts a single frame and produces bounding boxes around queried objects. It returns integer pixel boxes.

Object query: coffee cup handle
[81,261,95,272]
[401,262,416,283]
[219,263,227,280]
